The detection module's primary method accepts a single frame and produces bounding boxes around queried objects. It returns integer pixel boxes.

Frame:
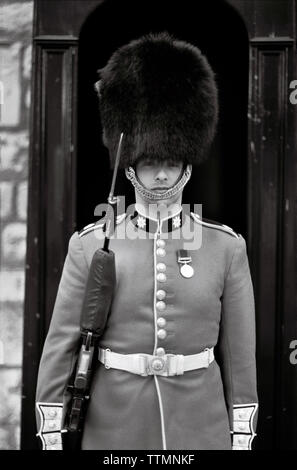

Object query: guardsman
[36,32,258,450]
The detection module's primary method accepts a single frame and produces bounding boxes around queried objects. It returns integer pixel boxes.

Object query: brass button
[151,358,165,372]
[156,347,165,356]
[48,421,56,429]
[156,301,166,311]
[48,436,57,445]
[157,317,166,327]
[156,273,166,283]
[156,239,166,248]
[156,263,166,272]
[157,329,167,340]
[156,289,166,300]
[48,410,57,418]
[156,248,166,257]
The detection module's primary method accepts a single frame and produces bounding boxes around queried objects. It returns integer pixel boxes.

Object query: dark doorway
[77,0,249,236]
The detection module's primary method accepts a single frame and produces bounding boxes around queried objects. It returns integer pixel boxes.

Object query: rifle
[63,133,123,449]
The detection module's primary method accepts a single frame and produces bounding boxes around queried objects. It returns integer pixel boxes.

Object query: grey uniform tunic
[36,210,258,450]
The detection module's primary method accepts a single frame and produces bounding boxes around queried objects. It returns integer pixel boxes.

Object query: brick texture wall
[0,0,33,450]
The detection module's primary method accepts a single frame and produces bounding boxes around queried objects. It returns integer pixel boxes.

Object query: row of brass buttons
[156,238,167,344]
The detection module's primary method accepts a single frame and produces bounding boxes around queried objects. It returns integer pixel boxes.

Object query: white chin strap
[125,165,192,202]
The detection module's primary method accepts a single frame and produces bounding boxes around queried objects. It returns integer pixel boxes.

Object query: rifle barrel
[109,132,123,200]
[103,132,124,252]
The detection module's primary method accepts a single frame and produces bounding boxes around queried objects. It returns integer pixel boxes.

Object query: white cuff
[232,403,258,450]
[36,402,63,450]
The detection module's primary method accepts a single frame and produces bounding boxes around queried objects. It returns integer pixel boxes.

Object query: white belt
[98,347,214,377]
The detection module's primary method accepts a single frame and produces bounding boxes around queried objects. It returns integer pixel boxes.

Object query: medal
[180,263,194,278]
[177,249,194,279]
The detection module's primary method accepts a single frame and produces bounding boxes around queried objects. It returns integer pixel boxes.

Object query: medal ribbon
[177,249,192,264]
[177,249,194,278]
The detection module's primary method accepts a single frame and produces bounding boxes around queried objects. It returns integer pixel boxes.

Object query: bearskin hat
[98,32,218,168]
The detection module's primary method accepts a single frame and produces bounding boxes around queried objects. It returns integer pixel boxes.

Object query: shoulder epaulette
[78,213,127,238]
[78,221,103,238]
[190,212,240,239]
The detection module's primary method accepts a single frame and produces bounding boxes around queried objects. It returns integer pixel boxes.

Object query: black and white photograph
[0,0,296,456]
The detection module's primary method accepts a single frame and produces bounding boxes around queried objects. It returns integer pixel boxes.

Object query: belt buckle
[146,355,168,376]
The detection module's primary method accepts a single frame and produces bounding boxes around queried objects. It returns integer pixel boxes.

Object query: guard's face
[135,158,183,194]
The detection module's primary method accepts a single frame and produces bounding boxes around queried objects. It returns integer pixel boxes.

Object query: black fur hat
[98,32,218,168]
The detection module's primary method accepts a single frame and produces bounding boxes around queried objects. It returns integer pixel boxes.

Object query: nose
[155,167,168,182]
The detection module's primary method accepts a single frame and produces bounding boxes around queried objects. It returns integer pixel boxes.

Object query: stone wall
[0,0,33,450]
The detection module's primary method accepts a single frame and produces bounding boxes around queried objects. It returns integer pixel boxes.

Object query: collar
[129,206,185,233]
